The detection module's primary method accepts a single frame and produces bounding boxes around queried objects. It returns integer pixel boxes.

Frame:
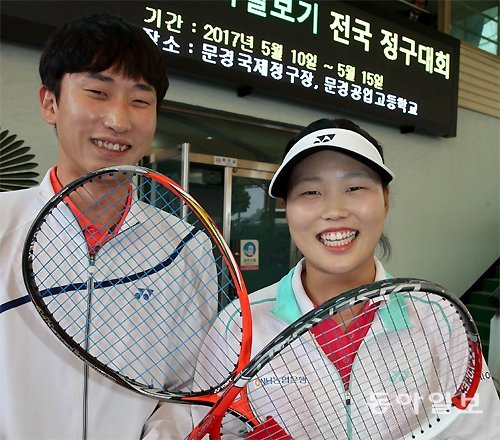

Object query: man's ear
[39,85,58,125]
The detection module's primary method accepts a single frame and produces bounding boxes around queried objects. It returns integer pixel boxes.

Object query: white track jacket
[192,259,500,440]
[0,170,216,440]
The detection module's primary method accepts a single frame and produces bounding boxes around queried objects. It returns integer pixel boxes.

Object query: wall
[1,42,57,173]
[1,41,498,296]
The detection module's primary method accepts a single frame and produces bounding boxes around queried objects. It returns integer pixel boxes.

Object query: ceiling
[154,104,300,165]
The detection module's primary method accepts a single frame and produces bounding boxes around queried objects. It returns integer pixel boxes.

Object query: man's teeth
[320,231,357,247]
[94,140,128,152]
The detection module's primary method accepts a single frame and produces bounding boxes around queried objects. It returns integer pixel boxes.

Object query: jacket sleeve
[141,402,194,440]
[436,357,500,440]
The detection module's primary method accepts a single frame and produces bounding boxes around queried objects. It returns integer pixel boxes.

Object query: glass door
[230,168,291,293]
[145,148,294,295]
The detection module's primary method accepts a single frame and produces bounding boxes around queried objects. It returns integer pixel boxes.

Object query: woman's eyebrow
[293,171,375,184]
[340,171,377,180]
[291,175,321,185]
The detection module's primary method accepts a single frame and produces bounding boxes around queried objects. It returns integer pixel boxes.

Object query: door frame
[146,145,299,270]
[147,145,277,241]
[188,151,277,244]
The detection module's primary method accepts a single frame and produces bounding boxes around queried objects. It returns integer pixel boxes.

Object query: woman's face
[286,150,389,283]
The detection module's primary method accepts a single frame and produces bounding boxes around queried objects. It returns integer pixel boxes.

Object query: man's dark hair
[39,13,169,109]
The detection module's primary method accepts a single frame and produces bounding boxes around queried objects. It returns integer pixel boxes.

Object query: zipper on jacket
[82,254,96,440]
[345,387,353,440]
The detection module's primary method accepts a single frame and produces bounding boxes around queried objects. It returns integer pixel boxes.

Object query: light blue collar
[378,292,414,331]
[270,266,300,324]
[270,266,412,331]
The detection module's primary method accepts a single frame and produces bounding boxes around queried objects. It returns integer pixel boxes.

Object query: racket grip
[245,416,292,440]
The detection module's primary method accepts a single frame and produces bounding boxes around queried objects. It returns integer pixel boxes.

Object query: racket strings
[76,179,217,385]
[416,295,464,390]
[331,311,404,440]
[298,335,354,439]
[354,295,434,437]
[222,291,471,440]
[357,300,431,438]
[33,220,88,293]
[313,310,415,440]
[402,295,456,426]
[410,294,470,399]
[111,176,242,389]
[289,310,385,439]
[87,289,188,386]
[223,333,353,437]
[241,338,353,438]
[348,294,466,438]
[27,170,246,395]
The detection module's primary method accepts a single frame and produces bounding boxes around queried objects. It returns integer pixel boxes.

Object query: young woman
[191,118,499,439]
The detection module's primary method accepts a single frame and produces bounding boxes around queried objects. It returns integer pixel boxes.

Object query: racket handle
[245,416,292,439]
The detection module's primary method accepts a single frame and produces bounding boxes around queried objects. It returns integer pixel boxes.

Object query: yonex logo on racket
[134,288,154,300]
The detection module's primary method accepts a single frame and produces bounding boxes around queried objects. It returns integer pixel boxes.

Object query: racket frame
[22,165,252,401]
[190,278,482,439]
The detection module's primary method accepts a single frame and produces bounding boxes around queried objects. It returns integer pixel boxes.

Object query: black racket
[189,278,482,440]
[22,165,253,406]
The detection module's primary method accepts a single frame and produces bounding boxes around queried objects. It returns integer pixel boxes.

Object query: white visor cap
[268,128,395,199]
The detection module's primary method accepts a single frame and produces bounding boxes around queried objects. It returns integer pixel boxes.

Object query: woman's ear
[383,187,390,215]
[39,85,58,125]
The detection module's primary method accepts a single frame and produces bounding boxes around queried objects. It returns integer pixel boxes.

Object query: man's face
[40,68,158,186]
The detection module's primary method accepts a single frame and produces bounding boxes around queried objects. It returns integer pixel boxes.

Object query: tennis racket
[189,278,482,440]
[22,165,252,405]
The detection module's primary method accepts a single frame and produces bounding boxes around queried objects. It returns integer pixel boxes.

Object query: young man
[0,13,198,439]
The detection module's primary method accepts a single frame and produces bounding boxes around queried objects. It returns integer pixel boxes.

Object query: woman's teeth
[319,231,357,247]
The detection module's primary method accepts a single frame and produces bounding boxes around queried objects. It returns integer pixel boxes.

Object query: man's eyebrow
[134,82,155,93]
[86,72,113,83]
[85,73,155,92]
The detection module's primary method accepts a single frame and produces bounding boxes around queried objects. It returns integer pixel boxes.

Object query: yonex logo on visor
[268,128,395,198]
[315,134,336,143]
